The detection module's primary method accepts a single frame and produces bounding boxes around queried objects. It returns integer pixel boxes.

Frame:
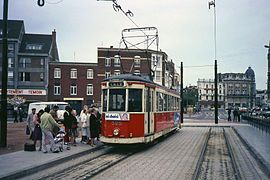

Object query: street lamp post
[264,41,270,102]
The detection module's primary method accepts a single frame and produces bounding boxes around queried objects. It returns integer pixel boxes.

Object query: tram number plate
[112,121,122,126]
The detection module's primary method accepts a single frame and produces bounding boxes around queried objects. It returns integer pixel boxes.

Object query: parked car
[260,109,270,118]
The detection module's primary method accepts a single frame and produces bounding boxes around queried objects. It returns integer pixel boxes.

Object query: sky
[1,0,270,89]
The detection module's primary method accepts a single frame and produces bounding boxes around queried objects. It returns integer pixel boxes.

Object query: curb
[232,126,270,178]
[0,145,104,180]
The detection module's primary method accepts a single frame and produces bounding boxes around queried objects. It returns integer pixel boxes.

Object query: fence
[242,115,270,133]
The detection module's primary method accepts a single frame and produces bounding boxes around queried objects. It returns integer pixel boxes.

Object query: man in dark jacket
[63,106,72,150]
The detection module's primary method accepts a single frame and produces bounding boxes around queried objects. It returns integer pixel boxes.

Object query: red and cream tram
[100,74,181,144]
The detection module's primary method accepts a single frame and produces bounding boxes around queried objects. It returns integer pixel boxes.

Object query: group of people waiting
[26,104,101,153]
[227,108,241,122]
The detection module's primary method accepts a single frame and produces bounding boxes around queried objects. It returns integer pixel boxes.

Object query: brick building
[48,62,98,113]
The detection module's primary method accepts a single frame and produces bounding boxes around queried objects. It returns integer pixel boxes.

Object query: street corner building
[0,19,59,117]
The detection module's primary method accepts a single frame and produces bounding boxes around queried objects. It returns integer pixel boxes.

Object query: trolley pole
[0,0,9,147]
[214,60,218,124]
[180,62,184,124]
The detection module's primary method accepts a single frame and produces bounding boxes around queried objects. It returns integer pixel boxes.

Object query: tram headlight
[113,129,119,136]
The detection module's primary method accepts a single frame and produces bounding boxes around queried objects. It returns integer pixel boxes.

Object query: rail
[241,115,270,133]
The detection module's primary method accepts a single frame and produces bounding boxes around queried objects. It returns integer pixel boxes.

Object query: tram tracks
[20,146,139,180]
[193,127,270,180]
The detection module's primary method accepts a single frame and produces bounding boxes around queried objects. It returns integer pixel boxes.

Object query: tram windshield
[109,89,126,111]
[128,89,142,112]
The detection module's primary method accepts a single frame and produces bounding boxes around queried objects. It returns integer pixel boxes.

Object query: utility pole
[264,41,270,102]
[0,0,9,147]
[209,0,218,124]
[214,60,218,124]
[180,62,184,124]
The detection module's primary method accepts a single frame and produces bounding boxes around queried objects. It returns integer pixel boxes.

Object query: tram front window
[128,89,142,112]
[109,89,126,111]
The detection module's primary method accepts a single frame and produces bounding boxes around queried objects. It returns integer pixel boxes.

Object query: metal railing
[242,114,270,133]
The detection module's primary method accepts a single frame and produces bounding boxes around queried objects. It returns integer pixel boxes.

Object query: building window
[19,72,30,82]
[152,55,161,67]
[114,55,121,67]
[134,56,140,67]
[105,58,111,67]
[40,58,45,68]
[8,71,13,82]
[134,70,140,75]
[87,84,93,95]
[26,44,43,50]
[70,85,77,95]
[8,58,14,68]
[54,68,61,78]
[8,44,14,51]
[19,58,31,68]
[114,70,120,76]
[155,71,161,81]
[70,68,77,79]
[40,73,44,82]
[54,85,61,95]
[105,71,111,78]
[87,69,94,79]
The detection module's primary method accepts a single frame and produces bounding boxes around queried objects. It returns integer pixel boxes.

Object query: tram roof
[104,74,154,84]
[104,74,179,96]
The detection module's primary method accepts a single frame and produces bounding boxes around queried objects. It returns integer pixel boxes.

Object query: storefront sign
[0,89,46,96]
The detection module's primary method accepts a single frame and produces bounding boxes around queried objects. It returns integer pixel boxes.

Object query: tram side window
[164,94,168,111]
[158,93,164,111]
[128,89,142,112]
[102,89,107,112]
[176,98,180,110]
[168,95,171,111]
[109,89,126,111]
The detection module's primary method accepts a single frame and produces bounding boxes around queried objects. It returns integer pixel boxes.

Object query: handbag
[26,125,30,135]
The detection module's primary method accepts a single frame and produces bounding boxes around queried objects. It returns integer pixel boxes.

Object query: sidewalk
[0,122,29,155]
[0,139,102,179]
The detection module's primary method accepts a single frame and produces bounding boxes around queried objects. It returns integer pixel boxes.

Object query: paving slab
[0,141,101,179]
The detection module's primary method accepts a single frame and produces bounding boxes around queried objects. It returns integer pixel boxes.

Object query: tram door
[144,87,154,135]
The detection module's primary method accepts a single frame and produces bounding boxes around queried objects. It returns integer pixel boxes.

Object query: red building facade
[48,62,98,113]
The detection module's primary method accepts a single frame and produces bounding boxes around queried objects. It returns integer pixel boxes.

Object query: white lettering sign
[0,89,46,96]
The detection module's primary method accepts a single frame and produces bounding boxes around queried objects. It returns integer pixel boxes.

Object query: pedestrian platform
[0,122,270,179]
[0,140,102,179]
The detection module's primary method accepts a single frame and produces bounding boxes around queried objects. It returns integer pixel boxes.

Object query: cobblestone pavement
[0,122,30,155]
[93,127,210,180]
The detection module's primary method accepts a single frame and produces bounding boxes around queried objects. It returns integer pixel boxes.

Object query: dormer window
[26,44,43,50]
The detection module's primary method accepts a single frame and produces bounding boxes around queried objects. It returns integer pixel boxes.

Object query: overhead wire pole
[209,0,218,124]
[0,0,44,147]
[0,0,8,147]
[180,62,184,124]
